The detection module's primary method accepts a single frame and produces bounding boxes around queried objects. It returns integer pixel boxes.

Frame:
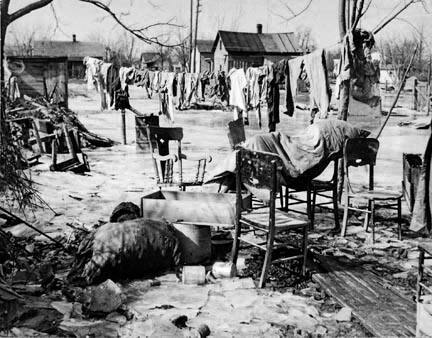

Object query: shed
[7,56,68,107]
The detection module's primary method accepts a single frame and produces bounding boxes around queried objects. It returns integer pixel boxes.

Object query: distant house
[212,24,303,72]
[140,52,162,70]
[6,34,107,79]
[34,35,106,78]
[194,39,214,73]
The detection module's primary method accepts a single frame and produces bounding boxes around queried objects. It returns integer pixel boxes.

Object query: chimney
[72,34,76,42]
[257,24,263,34]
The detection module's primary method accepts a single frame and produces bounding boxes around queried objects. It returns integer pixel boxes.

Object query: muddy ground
[1,80,430,337]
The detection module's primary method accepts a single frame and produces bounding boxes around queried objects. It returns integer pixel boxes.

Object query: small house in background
[194,40,214,73]
[30,35,106,78]
[212,24,303,72]
[140,52,163,70]
[7,56,68,107]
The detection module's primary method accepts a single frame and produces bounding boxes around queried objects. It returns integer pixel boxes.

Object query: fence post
[121,109,126,145]
[413,78,418,111]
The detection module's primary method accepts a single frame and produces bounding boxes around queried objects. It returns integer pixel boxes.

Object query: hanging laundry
[275,59,294,117]
[288,56,305,100]
[158,72,176,122]
[228,68,247,120]
[302,49,331,119]
[119,67,136,91]
[337,29,380,108]
[176,72,185,110]
[200,71,210,100]
[83,56,103,90]
[245,67,261,110]
[217,71,229,104]
[152,71,161,93]
[265,63,280,132]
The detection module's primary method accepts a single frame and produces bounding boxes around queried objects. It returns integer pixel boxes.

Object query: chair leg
[364,200,371,231]
[341,195,349,237]
[397,197,402,240]
[279,186,284,210]
[371,200,375,243]
[302,224,308,276]
[307,188,313,230]
[231,220,242,265]
[258,230,275,288]
[311,189,317,230]
[332,187,340,231]
[417,248,425,302]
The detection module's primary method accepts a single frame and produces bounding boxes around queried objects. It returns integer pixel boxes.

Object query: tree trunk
[337,0,350,203]
[1,15,9,144]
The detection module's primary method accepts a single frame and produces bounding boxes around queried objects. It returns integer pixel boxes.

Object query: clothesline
[83,50,333,131]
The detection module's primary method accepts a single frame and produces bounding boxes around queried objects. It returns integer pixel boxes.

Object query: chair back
[146,126,184,184]
[227,119,246,150]
[236,147,283,203]
[344,138,379,168]
[344,138,379,191]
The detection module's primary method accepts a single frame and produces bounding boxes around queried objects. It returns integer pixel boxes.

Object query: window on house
[219,40,222,50]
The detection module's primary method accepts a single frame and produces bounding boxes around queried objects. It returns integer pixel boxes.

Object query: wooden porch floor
[313,255,416,337]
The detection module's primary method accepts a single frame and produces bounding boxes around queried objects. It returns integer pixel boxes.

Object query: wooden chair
[341,138,403,241]
[227,118,246,150]
[146,125,211,190]
[281,158,340,230]
[231,148,309,288]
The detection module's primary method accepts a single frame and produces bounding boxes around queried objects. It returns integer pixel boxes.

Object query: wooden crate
[402,153,422,213]
[140,191,251,227]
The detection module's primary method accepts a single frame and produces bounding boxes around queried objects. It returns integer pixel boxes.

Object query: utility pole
[427,56,431,116]
[192,0,201,73]
[189,0,193,72]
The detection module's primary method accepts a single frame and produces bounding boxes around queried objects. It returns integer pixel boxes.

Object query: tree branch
[271,0,314,23]
[8,0,54,23]
[373,0,416,35]
[79,0,184,47]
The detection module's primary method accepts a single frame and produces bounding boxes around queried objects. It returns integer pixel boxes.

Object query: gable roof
[196,40,214,54]
[30,40,106,60]
[212,30,302,54]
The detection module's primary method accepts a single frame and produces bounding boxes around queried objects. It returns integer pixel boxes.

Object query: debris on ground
[6,96,116,148]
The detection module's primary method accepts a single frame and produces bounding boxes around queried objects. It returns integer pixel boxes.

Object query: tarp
[207,119,369,186]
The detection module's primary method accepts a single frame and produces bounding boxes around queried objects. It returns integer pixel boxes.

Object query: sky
[5,0,432,53]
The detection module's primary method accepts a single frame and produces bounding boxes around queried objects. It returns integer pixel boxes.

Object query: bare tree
[377,34,428,83]
[172,29,190,71]
[295,26,317,53]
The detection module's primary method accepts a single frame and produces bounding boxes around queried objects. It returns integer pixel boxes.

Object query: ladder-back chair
[341,138,403,241]
[146,125,211,190]
[231,147,309,288]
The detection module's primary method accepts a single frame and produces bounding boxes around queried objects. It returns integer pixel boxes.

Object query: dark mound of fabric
[68,219,183,285]
[110,202,141,223]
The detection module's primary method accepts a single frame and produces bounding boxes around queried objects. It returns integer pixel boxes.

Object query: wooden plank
[313,255,416,337]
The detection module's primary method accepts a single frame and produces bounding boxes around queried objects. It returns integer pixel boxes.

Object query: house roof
[196,40,213,54]
[212,30,302,54]
[24,40,106,60]
[141,52,161,64]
